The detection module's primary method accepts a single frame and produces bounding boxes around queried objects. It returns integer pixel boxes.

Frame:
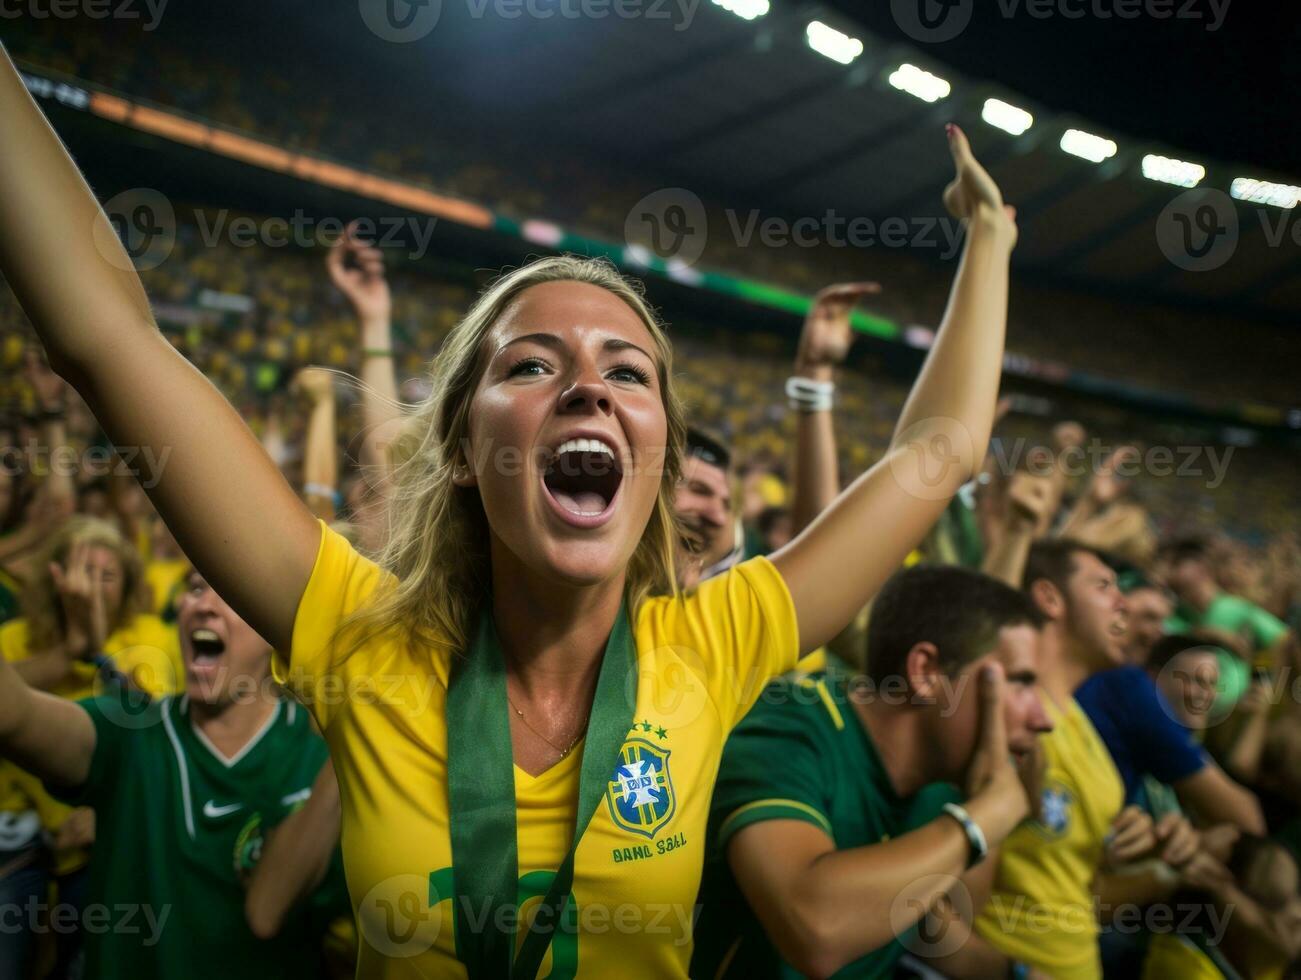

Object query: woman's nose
[558,375,613,416]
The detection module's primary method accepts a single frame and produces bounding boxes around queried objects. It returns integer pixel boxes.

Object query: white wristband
[785,376,835,413]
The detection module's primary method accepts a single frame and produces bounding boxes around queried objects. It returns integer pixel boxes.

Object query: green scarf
[446,604,636,979]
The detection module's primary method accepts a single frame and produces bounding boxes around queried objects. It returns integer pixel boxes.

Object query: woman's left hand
[942,124,1018,247]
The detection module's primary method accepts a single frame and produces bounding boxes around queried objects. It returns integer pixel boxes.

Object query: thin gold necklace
[506,693,589,759]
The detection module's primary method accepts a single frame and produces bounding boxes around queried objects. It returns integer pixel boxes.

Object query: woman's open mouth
[187,628,226,677]
[541,437,624,529]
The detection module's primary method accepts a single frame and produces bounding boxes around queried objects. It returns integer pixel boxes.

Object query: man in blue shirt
[1076,634,1262,832]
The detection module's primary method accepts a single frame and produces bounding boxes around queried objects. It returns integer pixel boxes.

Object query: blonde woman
[0,42,1019,980]
[2,515,180,697]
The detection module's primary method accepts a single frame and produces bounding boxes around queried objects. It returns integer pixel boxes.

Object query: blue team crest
[1034,781,1074,839]
[606,738,676,839]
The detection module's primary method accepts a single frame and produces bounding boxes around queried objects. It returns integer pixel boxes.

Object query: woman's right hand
[326,220,391,326]
[49,541,108,659]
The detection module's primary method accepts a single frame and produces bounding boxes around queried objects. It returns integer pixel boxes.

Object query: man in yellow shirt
[977,541,1186,980]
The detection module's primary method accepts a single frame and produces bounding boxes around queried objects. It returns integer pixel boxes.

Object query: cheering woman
[0,43,1017,979]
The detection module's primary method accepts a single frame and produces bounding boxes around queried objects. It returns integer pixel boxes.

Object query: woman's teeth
[190,628,224,657]
[553,437,615,459]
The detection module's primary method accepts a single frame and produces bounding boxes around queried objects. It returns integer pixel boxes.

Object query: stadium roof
[25,0,1301,327]
[339,0,1298,324]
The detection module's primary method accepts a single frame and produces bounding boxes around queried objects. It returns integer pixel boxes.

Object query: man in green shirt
[0,569,346,979]
[1160,536,1292,710]
[693,565,1054,979]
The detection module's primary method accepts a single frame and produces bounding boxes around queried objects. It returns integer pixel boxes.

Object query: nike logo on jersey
[203,800,244,818]
[280,788,312,807]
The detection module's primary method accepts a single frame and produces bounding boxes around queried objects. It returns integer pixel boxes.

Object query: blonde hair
[339,255,686,656]
[22,515,148,651]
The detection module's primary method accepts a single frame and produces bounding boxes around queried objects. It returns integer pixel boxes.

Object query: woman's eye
[508,358,548,377]
[609,364,651,385]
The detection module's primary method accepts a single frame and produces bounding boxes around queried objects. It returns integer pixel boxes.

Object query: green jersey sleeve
[710,683,833,849]
[49,691,158,807]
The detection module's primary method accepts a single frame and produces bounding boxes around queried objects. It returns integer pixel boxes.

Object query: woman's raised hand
[942,124,1018,247]
[326,221,392,326]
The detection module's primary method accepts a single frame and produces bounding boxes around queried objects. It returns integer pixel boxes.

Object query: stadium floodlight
[1060,128,1117,163]
[806,21,864,65]
[887,63,951,103]
[710,0,769,21]
[1140,154,1205,188]
[981,98,1033,136]
[1230,177,1300,209]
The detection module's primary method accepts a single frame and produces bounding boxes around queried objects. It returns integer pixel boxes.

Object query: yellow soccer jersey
[280,522,799,979]
[144,557,191,616]
[0,613,183,700]
[975,697,1124,980]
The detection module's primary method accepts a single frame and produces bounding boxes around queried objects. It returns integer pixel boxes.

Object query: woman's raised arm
[772,124,1017,653]
[0,46,318,652]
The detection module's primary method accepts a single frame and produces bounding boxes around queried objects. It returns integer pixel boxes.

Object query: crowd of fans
[1,16,1300,980]
[5,16,1299,408]
[2,204,1296,544]
[1,212,1299,976]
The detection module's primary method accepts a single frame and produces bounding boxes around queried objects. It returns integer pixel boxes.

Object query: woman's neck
[191,691,279,759]
[490,552,625,701]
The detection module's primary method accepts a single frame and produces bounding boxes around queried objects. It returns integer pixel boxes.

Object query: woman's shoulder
[639,555,792,620]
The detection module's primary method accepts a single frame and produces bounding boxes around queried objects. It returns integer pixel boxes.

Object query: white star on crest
[618,759,660,809]
[1041,789,1070,832]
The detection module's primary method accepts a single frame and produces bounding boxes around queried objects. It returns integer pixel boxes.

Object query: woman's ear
[451,443,478,488]
[451,460,477,487]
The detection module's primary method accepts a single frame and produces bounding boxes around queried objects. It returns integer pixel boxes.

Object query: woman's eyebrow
[498,332,654,363]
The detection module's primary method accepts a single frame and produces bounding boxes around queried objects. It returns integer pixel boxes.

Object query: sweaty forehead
[490,280,656,354]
